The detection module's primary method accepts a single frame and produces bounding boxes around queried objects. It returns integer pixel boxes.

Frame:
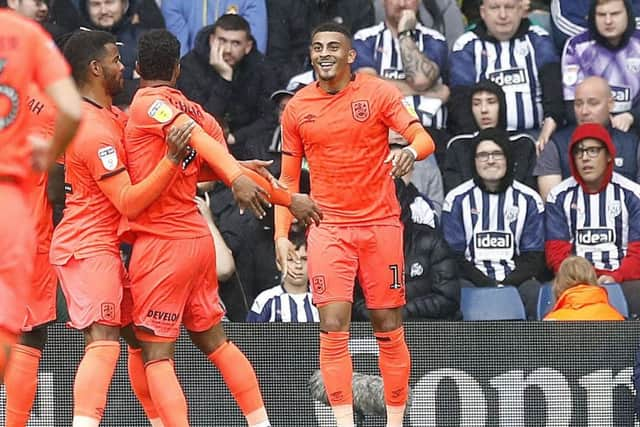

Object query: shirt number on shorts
[0,59,20,131]
[389,264,402,289]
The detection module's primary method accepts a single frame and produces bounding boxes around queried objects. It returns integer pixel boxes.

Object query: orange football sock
[0,327,18,381]
[145,359,189,427]
[208,341,270,426]
[319,331,354,427]
[375,327,410,426]
[73,340,120,424]
[5,344,42,427]
[127,346,161,423]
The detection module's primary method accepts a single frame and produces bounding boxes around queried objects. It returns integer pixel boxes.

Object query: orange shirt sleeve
[280,105,305,158]
[78,130,127,182]
[274,153,303,240]
[97,156,178,220]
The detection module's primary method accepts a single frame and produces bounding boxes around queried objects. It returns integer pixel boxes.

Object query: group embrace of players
[0,5,436,427]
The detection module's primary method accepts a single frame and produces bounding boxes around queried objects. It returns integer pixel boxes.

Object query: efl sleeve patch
[98,146,119,171]
[147,99,174,123]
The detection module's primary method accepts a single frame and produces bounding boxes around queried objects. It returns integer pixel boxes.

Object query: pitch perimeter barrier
[1,322,639,426]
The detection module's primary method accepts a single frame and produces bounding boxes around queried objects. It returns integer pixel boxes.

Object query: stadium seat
[460,286,526,320]
[602,283,629,319]
[536,283,554,320]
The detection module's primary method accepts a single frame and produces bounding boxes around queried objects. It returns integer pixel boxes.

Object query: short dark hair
[63,30,116,85]
[137,29,180,81]
[310,21,352,41]
[212,13,251,37]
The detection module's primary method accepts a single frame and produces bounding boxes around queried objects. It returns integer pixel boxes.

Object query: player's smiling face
[309,31,355,84]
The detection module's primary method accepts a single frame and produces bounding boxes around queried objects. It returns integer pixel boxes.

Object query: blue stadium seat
[536,283,555,320]
[460,286,526,320]
[602,283,629,319]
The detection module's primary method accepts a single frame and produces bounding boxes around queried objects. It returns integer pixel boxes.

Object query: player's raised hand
[231,174,271,219]
[239,159,288,190]
[165,120,195,164]
[384,147,415,178]
[289,194,323,226]
[275,237,297,277]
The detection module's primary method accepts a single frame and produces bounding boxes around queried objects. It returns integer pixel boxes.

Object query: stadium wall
[1,322,638,426]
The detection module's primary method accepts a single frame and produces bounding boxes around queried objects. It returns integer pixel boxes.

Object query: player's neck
[318,73,353,94]
[140,79,175,89]
[80,85,112,109]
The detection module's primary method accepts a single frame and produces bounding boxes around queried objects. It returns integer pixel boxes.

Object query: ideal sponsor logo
[610,85,631,102]
[487,68,528,87]
[576,228,614,245]
[382,68,406,80]
[475,232,512,249]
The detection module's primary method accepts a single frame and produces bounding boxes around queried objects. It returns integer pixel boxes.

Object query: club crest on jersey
[98,146,118,171]
[147,99,174,123]
[351,100,370,122]
[505,206,519,223]
[627,58,640,73]
[608,201,622,217]
[615,157,624,167]
[576,228,614,245]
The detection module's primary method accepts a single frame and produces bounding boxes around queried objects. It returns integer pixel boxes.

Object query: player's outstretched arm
[97,121,193,219]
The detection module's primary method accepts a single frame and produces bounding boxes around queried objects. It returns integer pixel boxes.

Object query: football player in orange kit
[275,22,436,427]
[0,6,82,383]
[123,29,321,427]
[49,30,194,427]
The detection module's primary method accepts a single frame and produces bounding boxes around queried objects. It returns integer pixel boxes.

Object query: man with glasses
[442,127,546,319]
[545,123,640,316]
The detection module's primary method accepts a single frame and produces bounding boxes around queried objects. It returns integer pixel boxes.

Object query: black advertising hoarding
[1,322,638,426]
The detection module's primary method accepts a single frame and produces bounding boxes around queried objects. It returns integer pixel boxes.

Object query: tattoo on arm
[399,37,439,90]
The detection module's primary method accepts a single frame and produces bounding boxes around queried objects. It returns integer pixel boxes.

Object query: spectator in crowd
[162,0,267,57]
[177,13,278,160]
[2,0,48,22]
[442,127,546,319]
[372,0,466,50]
[449,0,564,148]
[550,0,640,52]
[354,157,460,322]
[78,0,155,105]
[535,76,640,201]
[443,79,537,193]
[354,0,450,157]
[266,0,375,86]
[545,123,640,316]
[247,226,320,322]
[48,0,164,34]
[562,0,640,133]
[544,256,624,320]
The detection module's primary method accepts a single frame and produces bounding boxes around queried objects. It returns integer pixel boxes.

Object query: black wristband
[398,29,416,40]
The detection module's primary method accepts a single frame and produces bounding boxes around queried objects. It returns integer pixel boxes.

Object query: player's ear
[347,47,356,65]
[90,59,102,78]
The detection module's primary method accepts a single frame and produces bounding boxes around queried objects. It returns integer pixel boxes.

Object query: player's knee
[319,317,350,332]
[83,323,120,344]
[140,342,175,364]
[19,326,48,350]
[369,308,403,332]
[188,325,227,355]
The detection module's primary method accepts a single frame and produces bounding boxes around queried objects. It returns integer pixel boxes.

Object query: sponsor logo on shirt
[299,113,317,126]
[382,68,406,80]
[475,232,513,249]
[610,85,631,103]
[576,228,615,245]
[487,68,528,87]
[146,310,179,322]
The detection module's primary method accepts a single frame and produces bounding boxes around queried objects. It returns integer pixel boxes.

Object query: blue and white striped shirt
[246,285,319,323]
[442,180,545,282]
[450,23,558,131]
[545,173,640,271]
[353,22,448,129]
